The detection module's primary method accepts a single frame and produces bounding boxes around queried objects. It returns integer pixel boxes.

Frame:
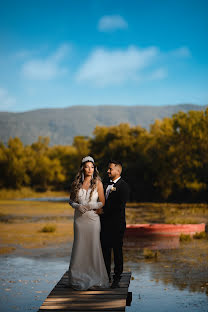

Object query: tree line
[0,108,207,202]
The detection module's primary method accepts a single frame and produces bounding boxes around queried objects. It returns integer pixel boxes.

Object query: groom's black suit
[100,177,129,280]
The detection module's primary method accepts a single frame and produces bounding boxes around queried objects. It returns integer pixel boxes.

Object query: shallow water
[124,235,180,249]
[126,262,208,312]
[0,250,207,312]
[0,255,69,312]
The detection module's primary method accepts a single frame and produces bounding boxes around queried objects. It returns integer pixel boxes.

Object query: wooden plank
[57,276,131,283]
[58,281,130,285]
[39,310,125,312]
[38,271,131,312]
[44,295,125,301]
[53,283,129,288]
[54,287,129,292]
[55,284,129,289]
[39,304,125,310]
[57,280,130,284]
[57,282,130,286]
[39,299,126,309]
[62,273,131,279]
[61,274,131,279]
[48,289,128,296]
[61,275,131,280]
[61,278,130,282]
[63,271,131,275]
[41,298,126,305]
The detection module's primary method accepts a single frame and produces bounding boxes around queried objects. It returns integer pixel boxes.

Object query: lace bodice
[77,188,99,206]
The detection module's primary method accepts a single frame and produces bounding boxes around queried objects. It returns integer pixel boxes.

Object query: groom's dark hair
[109,160,122,167]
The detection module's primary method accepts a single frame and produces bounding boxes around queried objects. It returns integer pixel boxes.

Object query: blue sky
[0,0,207,112]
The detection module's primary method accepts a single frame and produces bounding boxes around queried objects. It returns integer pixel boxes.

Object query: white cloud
[21,44,70,80]
[15,49,39,59]
[75,46,160,86]
[98,15,128,32]
[149,68,167,80]
[0,87,16,109]
[15,50,32,58]
[170,46,191,57]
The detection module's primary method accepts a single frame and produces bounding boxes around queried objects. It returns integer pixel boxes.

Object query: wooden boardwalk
[38,271,132,311]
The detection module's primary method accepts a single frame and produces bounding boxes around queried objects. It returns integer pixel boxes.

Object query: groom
[100,160,129,288]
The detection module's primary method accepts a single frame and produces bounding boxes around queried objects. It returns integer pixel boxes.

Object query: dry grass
[0,222,73,253]
[0,200,74,218]
[0,200,74,254]
[126,202,208,224]
[0,187,68,200]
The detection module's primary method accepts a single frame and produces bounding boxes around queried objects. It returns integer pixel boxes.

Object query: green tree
[1,137,29,188]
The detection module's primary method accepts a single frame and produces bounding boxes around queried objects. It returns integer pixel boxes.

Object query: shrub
[179,234,192,242]
[143,248,159,259]
[193,231,207,239]
[40,224,56,233]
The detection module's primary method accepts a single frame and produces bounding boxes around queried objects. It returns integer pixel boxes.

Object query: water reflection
[126,263,208,312]
[124,236,208,304]
[124,235,180,249]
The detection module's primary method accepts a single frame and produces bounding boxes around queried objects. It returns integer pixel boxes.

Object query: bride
[68,156,109,290]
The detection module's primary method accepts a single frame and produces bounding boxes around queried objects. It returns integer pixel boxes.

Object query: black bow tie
[108,181,115,185]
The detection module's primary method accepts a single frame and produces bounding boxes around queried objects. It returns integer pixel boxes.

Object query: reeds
[179,234,192,242]
[40,224,56,233]
[143,248,160,259]
[193,231,207,239]
[179,232,208,242]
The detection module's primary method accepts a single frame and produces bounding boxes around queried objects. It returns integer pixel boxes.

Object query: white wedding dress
[68,187,109,290]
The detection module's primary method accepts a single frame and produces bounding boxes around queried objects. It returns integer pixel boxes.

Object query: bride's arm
[97,180,105,206]
[68,197,88,214]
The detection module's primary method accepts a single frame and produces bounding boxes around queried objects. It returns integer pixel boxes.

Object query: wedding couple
[68,156,129,290]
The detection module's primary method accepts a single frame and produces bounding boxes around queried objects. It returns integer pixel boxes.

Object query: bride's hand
[84,204,91,211]
[85,202,103,211]
[78,205,88,214]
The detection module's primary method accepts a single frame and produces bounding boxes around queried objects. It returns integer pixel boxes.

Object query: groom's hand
[95,208,103,215]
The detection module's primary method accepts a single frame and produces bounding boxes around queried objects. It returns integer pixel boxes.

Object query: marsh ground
[0,198,208,312]
[0,200,208,254]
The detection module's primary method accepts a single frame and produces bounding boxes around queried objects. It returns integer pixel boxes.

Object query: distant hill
[0,104,207,146]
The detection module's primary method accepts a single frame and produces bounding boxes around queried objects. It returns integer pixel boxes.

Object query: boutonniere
[110,186,116,193]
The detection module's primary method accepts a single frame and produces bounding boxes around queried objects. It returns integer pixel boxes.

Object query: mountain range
[0,104,207,146]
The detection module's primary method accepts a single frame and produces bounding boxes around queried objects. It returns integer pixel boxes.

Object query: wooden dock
[38,271,132,311]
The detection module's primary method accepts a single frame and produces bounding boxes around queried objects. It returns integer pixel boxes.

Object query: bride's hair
[70,160,101,202]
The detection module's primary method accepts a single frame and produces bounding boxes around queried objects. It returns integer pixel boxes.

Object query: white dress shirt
[105,176,121,199]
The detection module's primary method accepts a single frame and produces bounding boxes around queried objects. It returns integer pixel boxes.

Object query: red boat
[125,223,206,237]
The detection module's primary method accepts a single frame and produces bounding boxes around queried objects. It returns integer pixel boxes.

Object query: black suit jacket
[100,178,129,247]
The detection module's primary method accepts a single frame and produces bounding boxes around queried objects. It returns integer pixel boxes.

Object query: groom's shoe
[108,273,112,283]
[111,278,120,289]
